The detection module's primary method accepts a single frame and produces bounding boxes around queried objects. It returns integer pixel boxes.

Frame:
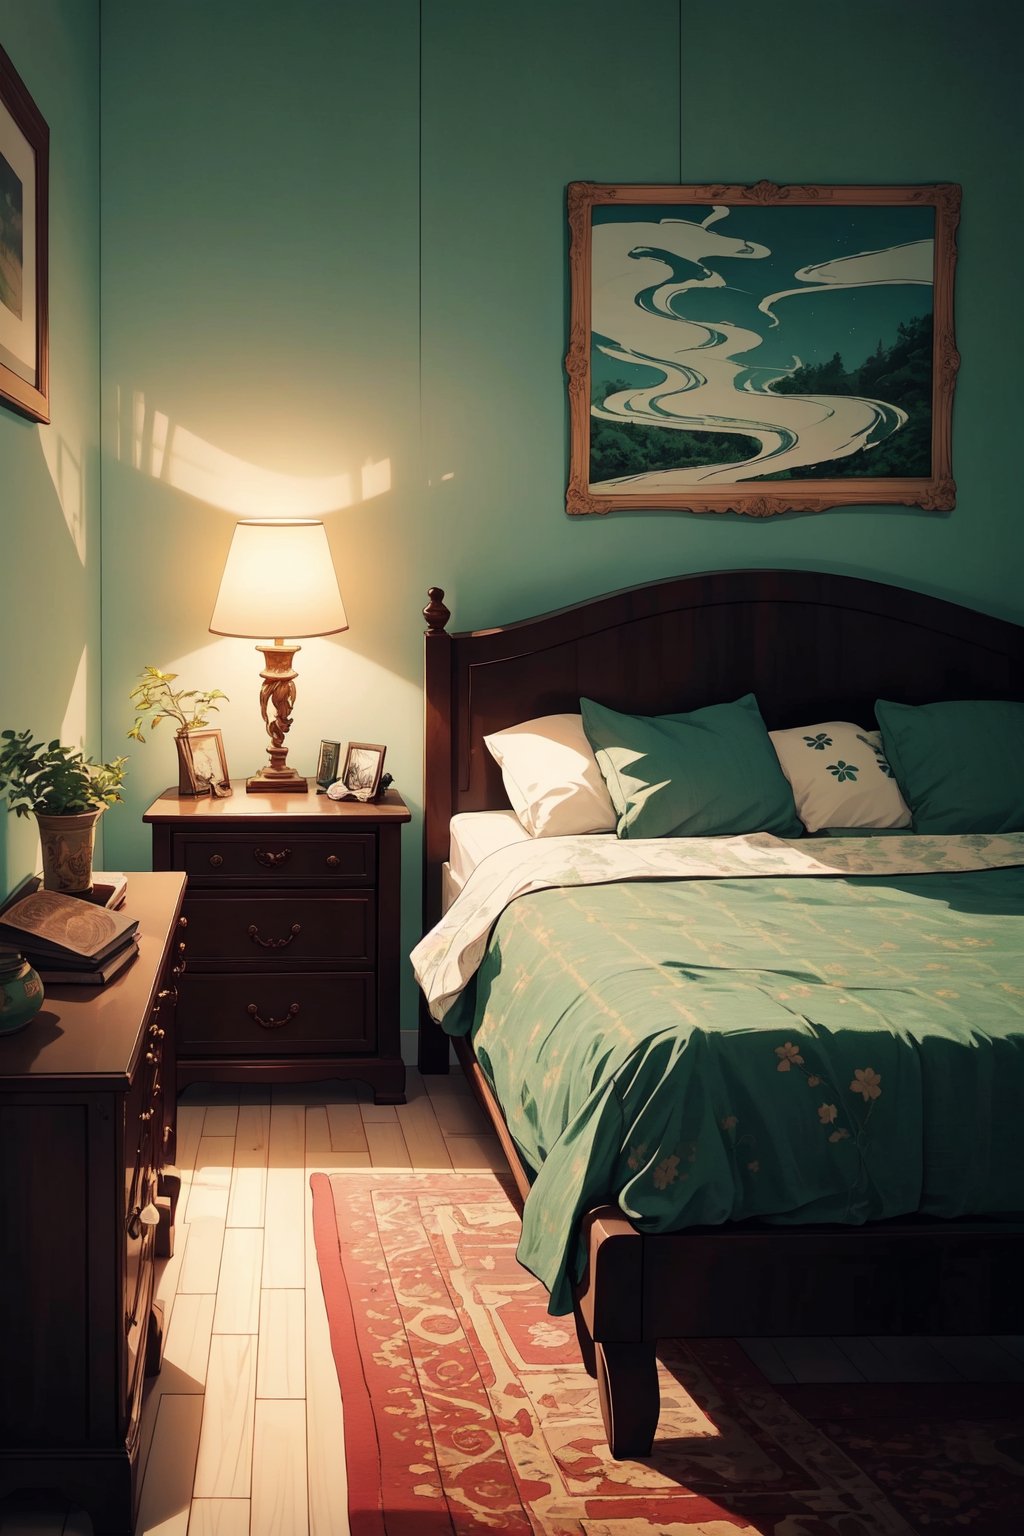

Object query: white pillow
[483,713,618,837]
[770,720,911,833]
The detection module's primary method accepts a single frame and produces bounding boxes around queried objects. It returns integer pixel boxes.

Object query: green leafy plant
[0,730,128,818]
[128,666,228,742]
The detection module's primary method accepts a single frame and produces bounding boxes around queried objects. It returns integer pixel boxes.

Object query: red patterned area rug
[310,1171,1023,1535]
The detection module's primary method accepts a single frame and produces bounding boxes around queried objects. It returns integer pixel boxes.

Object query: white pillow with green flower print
[769,721,911,833]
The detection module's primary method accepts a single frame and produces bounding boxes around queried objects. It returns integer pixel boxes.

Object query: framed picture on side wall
[566,180,960,518]
[0,44,48,423]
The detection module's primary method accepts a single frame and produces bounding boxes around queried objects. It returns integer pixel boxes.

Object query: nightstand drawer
[178,972,374,1054]
[177,831,376,885]
[182,892,374,965]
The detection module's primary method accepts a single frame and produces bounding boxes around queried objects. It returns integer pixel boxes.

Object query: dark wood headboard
[419,569,1024,1065]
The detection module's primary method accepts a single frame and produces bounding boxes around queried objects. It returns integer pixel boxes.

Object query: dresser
[0,871,186,1535]
[144,784,409,1102]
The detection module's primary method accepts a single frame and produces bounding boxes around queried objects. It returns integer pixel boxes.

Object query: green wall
[96,0,1023,1033]
[0,2,100,897]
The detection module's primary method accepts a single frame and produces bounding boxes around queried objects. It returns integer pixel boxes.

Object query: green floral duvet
[412,833,1024,1313]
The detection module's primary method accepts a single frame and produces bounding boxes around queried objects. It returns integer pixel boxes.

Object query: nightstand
[144,784,410,1103]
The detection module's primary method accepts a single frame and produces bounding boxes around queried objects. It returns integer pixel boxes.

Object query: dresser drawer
[182,892,374,966]
[178,972,374,1055]
[176,831,376,885]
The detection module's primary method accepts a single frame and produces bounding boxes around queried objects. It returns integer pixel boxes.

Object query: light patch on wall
[114,386,391,516]
[38,429,85,562]
[361,457,392,501]
[60,646,90,751]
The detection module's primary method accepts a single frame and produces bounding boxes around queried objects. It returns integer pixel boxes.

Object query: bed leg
[595,1340,659,1459]
[572,1299,597,1377]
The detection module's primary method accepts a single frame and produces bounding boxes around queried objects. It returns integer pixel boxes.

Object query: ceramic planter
[35,807,104,894]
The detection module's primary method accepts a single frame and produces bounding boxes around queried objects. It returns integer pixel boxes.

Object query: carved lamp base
[246,641,309,794]
[246,766,308,794]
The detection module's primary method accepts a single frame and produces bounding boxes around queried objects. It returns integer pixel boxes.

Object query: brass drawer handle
[172,957,187,977]
[254,847,291,868]
[178,914,189,928]
[326,854,340,868]
[248,922,301,950]
[209,854,224,867]
[247,1001,300,1030]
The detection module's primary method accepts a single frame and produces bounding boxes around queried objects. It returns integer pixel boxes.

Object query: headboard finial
[424,587,451,633]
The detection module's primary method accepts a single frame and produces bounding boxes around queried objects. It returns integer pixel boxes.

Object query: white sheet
[446,810,533,901]
[413,830,1024,1023]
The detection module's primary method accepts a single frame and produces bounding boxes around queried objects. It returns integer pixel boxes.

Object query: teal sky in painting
[591,202,935,384]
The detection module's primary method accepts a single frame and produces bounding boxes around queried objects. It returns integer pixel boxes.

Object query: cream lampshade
[210,519,348,793]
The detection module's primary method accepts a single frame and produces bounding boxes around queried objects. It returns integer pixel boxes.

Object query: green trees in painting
[769,314,932,478]
[590,385,760,480]
[589,315,932,483]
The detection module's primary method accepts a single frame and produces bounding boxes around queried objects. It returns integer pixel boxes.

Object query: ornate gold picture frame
[566,181,960,517]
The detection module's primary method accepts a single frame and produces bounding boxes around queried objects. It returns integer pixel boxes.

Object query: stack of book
[0,885,139,985]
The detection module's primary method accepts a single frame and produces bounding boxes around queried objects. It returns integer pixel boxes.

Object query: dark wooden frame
[177,726,230,796]
[566,182,960,517]
[342,740,386,798]
[316,738,342,790]
[419,568,1024,1458]
[0,43,48,423]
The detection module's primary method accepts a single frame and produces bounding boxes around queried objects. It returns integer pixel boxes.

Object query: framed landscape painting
[566,182,960,517]
[0,44,48,424]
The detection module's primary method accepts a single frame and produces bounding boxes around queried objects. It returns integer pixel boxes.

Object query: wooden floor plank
[177,1216,225,1295]
[186,1499,251,1536]
[182,1135,236,1224]
[737,1337,798,1384]
[262,1104,306,1287]
[363,1119,411,1168]
[304,1105,333,1154]
[772,1337,862,1382]
[864,1336,964,1382]
[445,1132,506,1171]
[396,1091,453,1169]
[324,1101,368,1152]
[251,1399,309,1536]
[226,1103,270,1228]
[203,1105,239,1137]
[928,1335,1024,1381]
[135,1393,204,1536]
[193,1335,257,1499]
[174,1103,206,1174]
[257,1289,305,1398]
[429,1091,491,1136]
[212,1227,263,1334]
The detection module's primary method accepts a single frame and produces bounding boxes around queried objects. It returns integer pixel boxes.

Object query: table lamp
[209,518,348,793]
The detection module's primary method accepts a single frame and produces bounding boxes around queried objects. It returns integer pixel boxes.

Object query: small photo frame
[315,738,341,791]
[178,728,231,796]
[341,741,386,798]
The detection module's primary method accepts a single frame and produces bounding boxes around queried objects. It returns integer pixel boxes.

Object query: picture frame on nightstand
[341,741,386,798]
[315,738,341,791]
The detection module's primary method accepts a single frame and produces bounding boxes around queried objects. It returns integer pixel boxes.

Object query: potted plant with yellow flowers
[0,730,127,894]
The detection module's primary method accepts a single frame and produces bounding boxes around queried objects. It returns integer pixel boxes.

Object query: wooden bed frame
[419,567,1024,1457]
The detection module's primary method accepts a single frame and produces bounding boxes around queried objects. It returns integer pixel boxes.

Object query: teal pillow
[875,698,1024,834]
[580,693,802,840]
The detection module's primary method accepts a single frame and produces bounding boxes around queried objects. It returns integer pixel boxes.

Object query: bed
[414,567,1024,1457]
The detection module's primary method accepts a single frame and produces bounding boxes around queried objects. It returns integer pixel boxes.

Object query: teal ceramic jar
[0,950,44,1035]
